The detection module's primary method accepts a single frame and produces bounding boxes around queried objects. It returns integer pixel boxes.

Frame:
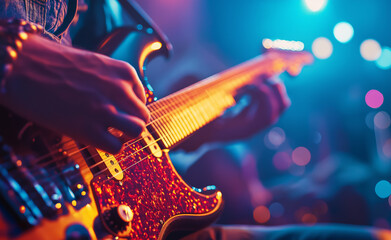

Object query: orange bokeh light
[253,206,270,224]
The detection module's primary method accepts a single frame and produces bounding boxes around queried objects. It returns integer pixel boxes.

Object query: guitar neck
[147,50,312,149]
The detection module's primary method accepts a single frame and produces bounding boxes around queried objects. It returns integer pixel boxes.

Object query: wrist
[0,18,43,94]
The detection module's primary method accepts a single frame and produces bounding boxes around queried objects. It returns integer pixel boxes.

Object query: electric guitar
[0,25,313,240]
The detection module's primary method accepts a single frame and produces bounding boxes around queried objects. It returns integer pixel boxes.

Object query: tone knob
[103,204,133,233]
[117,205,133,223]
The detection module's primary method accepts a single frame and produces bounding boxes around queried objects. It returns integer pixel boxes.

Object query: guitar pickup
[95,149,124,181]
[141,131,162,158]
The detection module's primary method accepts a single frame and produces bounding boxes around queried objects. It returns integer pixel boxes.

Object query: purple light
[374,111,391,129]
[272,152,292,171]
[365,90,384,109]
[268,127,286,147]
[383,139,391,158]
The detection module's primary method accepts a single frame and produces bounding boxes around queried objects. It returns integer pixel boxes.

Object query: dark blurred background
[132,0,391,229]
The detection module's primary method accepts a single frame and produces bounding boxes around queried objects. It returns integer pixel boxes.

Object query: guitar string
[86,82,237,183]
[15,69,266,189]
[23,53,267,169]
[21,75,235,182]
[23,74,222,166]
[23,81,219,174]
[7,56,308,205]
[99,63,278,182]
[13,58,272,185]
[30,53,283,167]
[23,66,249,172]
[30,53,265,161]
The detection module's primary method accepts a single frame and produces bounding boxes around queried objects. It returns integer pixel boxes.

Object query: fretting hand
[178,76,290,152]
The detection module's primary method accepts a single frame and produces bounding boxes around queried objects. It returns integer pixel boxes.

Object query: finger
[107,112,146,139]
[112,85,150,123]
[119,62,147,103]
[85,128,124,154]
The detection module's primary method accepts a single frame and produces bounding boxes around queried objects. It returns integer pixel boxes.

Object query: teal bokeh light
[375,180,391,199]
[376,47,391,70]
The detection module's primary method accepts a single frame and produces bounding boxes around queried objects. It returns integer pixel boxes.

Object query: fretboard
[147,50,312,149]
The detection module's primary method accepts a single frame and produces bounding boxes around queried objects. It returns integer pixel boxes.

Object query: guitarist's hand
[178,76,290,152]
[0,35,149,154]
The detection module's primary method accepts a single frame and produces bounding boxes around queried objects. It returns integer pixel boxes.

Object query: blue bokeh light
[269,202,285,218]
[375,180,391,199]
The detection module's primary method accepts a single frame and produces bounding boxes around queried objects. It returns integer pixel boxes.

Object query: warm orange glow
[72,200,77,206]
[19,32,28,40]
[77,184,83,189]
[16,160,22,167]
[139,41,163,77]
[55,203,62,209]
[15,40,22,49]
[273,59,285,72]
[81,191,87,196]
[253,206,270,224]
[151,42,162,51]
[302,213,317,225]
[8,47,17,59]
[216,191,222,199]
[19,205,26,214]
[376,229,391,240]
[287,63,302,76]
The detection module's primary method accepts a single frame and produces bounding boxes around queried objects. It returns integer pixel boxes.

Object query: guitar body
[0,27,223,239]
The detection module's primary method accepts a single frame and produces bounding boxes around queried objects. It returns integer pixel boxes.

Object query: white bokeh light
[360,39,382,61]
[333,22,354,43]
[304,0,327,12]
[312,37,333,59]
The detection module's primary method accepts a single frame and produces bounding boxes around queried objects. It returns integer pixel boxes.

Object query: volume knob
[117,205,133,223]
[104,204,133,233]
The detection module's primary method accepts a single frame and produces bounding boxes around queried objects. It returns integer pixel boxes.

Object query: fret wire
[174,95,193,137]
[165,98,183,144]
[147,56,276,148]
[177,93,197,134]
[150,102,174,146]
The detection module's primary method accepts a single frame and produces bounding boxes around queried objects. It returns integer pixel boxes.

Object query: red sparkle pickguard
[90,90,223,239]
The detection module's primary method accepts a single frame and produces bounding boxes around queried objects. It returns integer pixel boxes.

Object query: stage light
[262,39,304,51]
[333,22,354,43]
[365,89,384,109]
[375,180,391,199]
[312,37,333,59]
[292,147,311,166]
[304,0,327,12]
[376,47,391,70]
[360,39,381,61]
[374,111,391,129]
